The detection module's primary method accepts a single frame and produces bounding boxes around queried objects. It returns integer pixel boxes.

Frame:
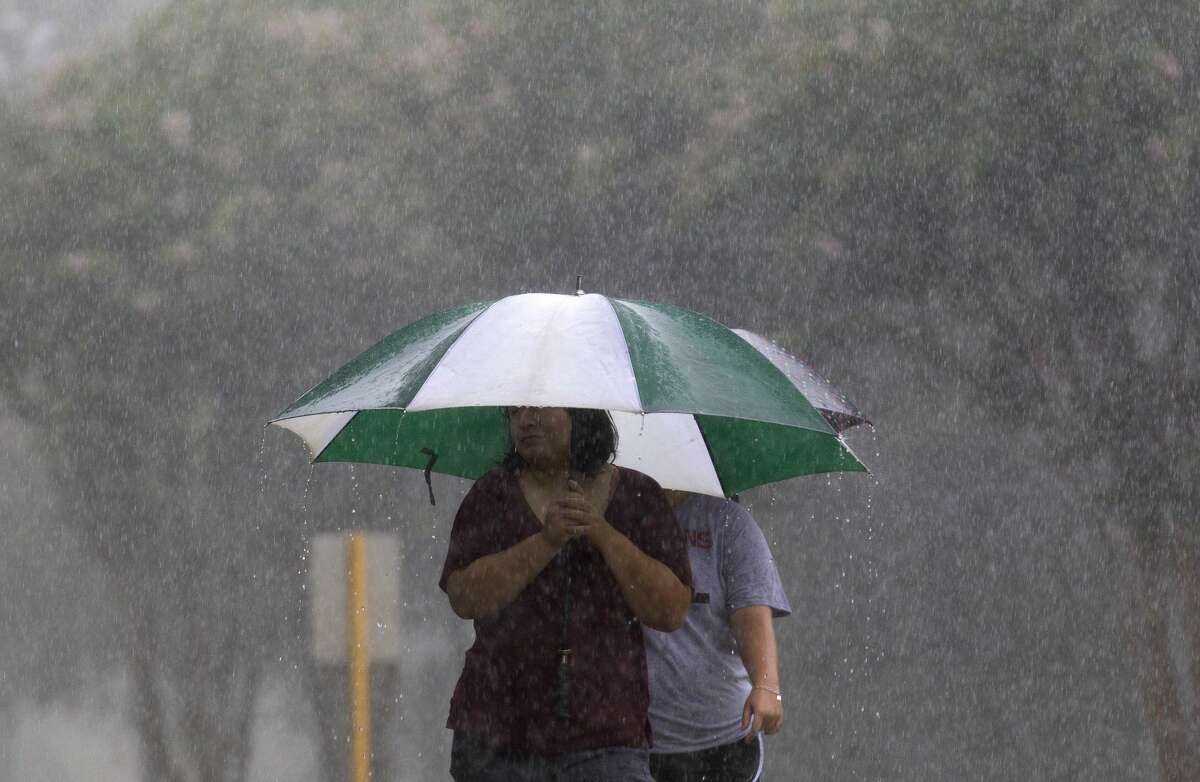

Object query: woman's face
[508,406,571,470]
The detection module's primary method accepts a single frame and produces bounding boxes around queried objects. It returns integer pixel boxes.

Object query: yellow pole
[348,533,372,782]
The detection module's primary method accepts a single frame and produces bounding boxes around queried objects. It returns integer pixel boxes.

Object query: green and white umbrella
[270,293,865,497]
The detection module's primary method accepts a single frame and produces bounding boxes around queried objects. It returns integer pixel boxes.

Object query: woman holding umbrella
[440,405,694,781]
[269,294,865,776]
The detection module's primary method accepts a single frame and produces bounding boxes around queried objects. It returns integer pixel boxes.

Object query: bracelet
[752,684,782,701]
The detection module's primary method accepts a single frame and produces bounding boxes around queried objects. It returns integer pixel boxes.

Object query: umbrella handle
[420,448,438,506]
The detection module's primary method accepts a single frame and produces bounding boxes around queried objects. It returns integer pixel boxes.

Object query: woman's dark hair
[501,408,618,478]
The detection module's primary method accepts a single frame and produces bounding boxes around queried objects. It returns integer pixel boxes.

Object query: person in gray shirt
[644,492,791,782]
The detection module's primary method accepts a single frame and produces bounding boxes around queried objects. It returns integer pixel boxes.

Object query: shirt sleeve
[722,504,791,617]
[438,472,503,593]
[628,473,693,593]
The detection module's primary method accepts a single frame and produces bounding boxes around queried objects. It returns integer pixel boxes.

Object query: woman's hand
[540,496,578,548]
[555,479,690,631]
[545,480,612,545]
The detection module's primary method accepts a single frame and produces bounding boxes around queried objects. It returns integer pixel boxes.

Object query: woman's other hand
[541,496,578,547]
[552,480,613,543]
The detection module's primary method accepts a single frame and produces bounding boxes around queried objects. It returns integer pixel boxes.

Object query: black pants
[648,734,763,782]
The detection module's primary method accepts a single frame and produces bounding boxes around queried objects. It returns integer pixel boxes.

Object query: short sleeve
[438,472,504,593]
[722,505,791,617]
[626,472,693,593]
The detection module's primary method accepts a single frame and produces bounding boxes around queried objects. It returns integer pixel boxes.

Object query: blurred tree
[680,1,1200,777]
[3,0,1196,778]
[0,0,763,779]
[0,1,439,777]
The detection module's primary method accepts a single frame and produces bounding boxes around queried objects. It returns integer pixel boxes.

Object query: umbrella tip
[574,274,584,296]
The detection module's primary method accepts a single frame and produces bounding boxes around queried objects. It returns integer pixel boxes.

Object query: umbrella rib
[691,417,731,499]
[600,295,646,414]
[833,429,871,476]
[311,410,361,464]
[401,301,498,410]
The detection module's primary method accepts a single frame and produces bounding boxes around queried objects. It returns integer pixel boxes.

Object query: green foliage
[0,3,765,773]
[1,0,1198,775]
[691,1,1200,481]
[3,0,1195,644]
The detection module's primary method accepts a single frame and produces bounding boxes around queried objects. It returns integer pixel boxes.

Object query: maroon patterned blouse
[438,466,692,755]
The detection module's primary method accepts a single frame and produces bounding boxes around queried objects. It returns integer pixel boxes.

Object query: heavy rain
[1,1,1196,780]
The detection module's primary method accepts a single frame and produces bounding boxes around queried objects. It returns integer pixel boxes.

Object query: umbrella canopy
[732,329,870,433]
[270,293,865,496]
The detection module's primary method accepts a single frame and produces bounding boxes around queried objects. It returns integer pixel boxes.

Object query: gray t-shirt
[644,495,791,753]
